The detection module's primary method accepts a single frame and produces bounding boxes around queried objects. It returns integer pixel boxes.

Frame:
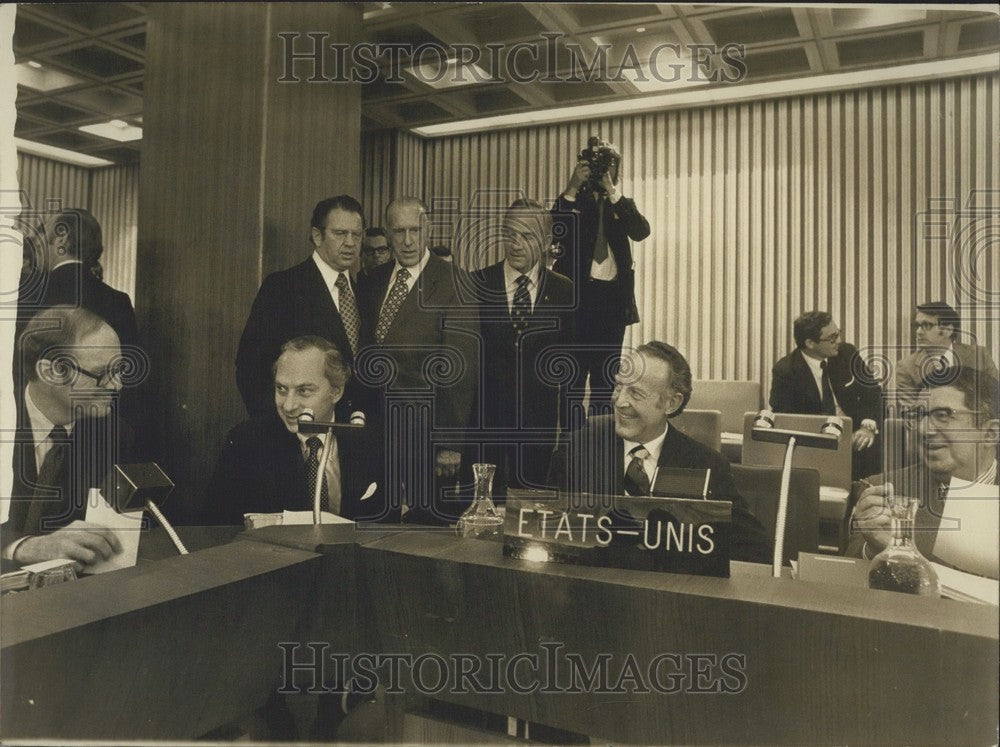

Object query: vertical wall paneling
[90,164,139,299]
[398,74,998,390]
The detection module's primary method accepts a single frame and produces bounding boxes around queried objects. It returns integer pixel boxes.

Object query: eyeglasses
[912,321,939,332]
[62,359,126,387]
[817,330,841,343]
[902,406,981,429]
[325,228,363,242]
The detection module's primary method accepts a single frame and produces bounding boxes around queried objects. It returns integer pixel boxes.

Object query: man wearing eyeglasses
[770,310,884,479]
[850,367,999,578]
[2,307,130,571]
[237,195,369,422]
[894,301,998,407]
[360,227,391,276]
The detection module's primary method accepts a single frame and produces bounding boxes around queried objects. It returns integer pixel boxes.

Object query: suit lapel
[792,349,822,411]
[301,260,350,350]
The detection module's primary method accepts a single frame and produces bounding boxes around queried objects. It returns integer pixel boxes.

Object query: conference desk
[2,525,997,744]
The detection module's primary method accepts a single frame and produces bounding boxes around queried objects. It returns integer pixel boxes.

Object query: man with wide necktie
[1,307,127,571]
[550,341,772,562]
[207,335,393,525]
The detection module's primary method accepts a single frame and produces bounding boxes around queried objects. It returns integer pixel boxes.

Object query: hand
[851,426,876,451]
[600,170,617,198]
[13,520,122,572]
[853,483,894,554]
[435,449,462,479]
[565,161,590,196]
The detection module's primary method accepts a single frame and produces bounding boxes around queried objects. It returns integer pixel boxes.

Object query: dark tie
[375,267,410,343]
[334,273,360,355]
[26,426,70,534]
[623,445,651,496]
[305,436,329,513]
[820,360,836,415]
[592,197,609,262]
[512,275,531,332]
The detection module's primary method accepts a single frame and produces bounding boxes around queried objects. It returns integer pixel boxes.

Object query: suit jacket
[356,255,479,434]
[551,192,650,325]
[894,342,998,404]
[1,397,133,555]
[236,258,365,421]
[470,262,575,489]
[551,414,772,563]
[205,416,390,526]
[770,344,883,428]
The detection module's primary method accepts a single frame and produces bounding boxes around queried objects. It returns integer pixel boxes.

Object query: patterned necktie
[305,436,329,512]
[375,267,411,343]
[623,445,651,496]
[512,275,531,332]
[820,360,836,415]
[334,273,360,355]
[592,196,609,262]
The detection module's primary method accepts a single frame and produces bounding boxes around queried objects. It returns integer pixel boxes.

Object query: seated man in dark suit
[2,307,130,571]
[552,341,772,563]
[770,310,883,479]
[471,198,575,496]
[850,367,998,578]
[209,335,386,525]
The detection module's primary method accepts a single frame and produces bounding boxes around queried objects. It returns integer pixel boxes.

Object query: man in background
[770,310,883,479]
[360,226,391,276]
[236,195,368,422]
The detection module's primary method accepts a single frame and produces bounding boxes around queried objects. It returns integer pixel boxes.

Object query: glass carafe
[867,490,940,596]
[456,463,503,540]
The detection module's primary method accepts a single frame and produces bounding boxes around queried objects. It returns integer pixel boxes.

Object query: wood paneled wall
[15,153,138,299]
[410,75,999,387]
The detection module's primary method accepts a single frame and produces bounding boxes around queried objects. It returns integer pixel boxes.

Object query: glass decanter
[866,488,940,596]
[456,463,503,540]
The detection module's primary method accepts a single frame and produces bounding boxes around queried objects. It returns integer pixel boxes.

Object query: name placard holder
[503,490,733,578]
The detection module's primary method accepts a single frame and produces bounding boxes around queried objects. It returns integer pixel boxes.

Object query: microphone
[296,411,366,434]
[754,409,775,428]
[821,416,844,436]
[349,411,366,427]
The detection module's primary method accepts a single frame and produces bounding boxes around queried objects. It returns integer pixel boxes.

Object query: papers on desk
[84,489,143,574]
[932,562,999,606]
[243,511,354,529]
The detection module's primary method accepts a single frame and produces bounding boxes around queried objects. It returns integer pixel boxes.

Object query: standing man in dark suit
[551,341,771,563]
[2,307,130,571]
[209,336,385,525]
[770,310,884,479]
[551,137,650,419]
[894,301,998,406]
[471,198,575,496]
[356,197,479,523]
[236,195,366,421]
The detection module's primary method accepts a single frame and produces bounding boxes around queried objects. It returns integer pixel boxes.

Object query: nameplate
[503,491,732,578]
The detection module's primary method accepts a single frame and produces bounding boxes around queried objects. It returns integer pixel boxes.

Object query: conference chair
[731,464,820,565]
[689,380,762,462]
[671,409,722,452]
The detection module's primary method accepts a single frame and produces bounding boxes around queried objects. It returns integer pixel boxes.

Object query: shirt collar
[24,384,73,446]
[802,351,826,376]
[622,422,669,464]
[389,250,431,285]
[502,259,540,290]
[50,259,83,271]
[311,251,350,291]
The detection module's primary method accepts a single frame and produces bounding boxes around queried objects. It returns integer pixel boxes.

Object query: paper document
[282,510,354,525]
[932,562,999,606]
[84,489,143,573]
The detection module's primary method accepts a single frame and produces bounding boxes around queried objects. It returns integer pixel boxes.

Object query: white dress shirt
[502,260,540,312]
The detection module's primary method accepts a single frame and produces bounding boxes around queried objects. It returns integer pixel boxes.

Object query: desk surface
[2,524,997,744]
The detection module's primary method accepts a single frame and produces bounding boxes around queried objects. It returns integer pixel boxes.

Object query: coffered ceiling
[12,2,1000,165]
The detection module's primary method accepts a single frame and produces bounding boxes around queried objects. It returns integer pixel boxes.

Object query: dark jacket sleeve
[611,196,651,241]
[768,357,798,413]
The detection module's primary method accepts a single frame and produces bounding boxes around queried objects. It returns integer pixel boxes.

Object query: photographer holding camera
[551,136,651,418]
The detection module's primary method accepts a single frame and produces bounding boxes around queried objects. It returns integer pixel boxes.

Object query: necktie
[623,445,651,496]
[820,360,836,415]
[375,267,411,343]
[305,436,329,513]
[512,275,531,332]
[26,426,70,534]
[36,426,69,495]
[334,273,360,355]
[592,196,609,263]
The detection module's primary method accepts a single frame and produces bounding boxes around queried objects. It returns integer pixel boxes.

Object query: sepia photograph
[1,2,998,744]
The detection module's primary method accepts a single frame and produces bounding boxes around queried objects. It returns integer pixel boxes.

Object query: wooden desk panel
[359,531,999,745]
[1,540,321,741]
